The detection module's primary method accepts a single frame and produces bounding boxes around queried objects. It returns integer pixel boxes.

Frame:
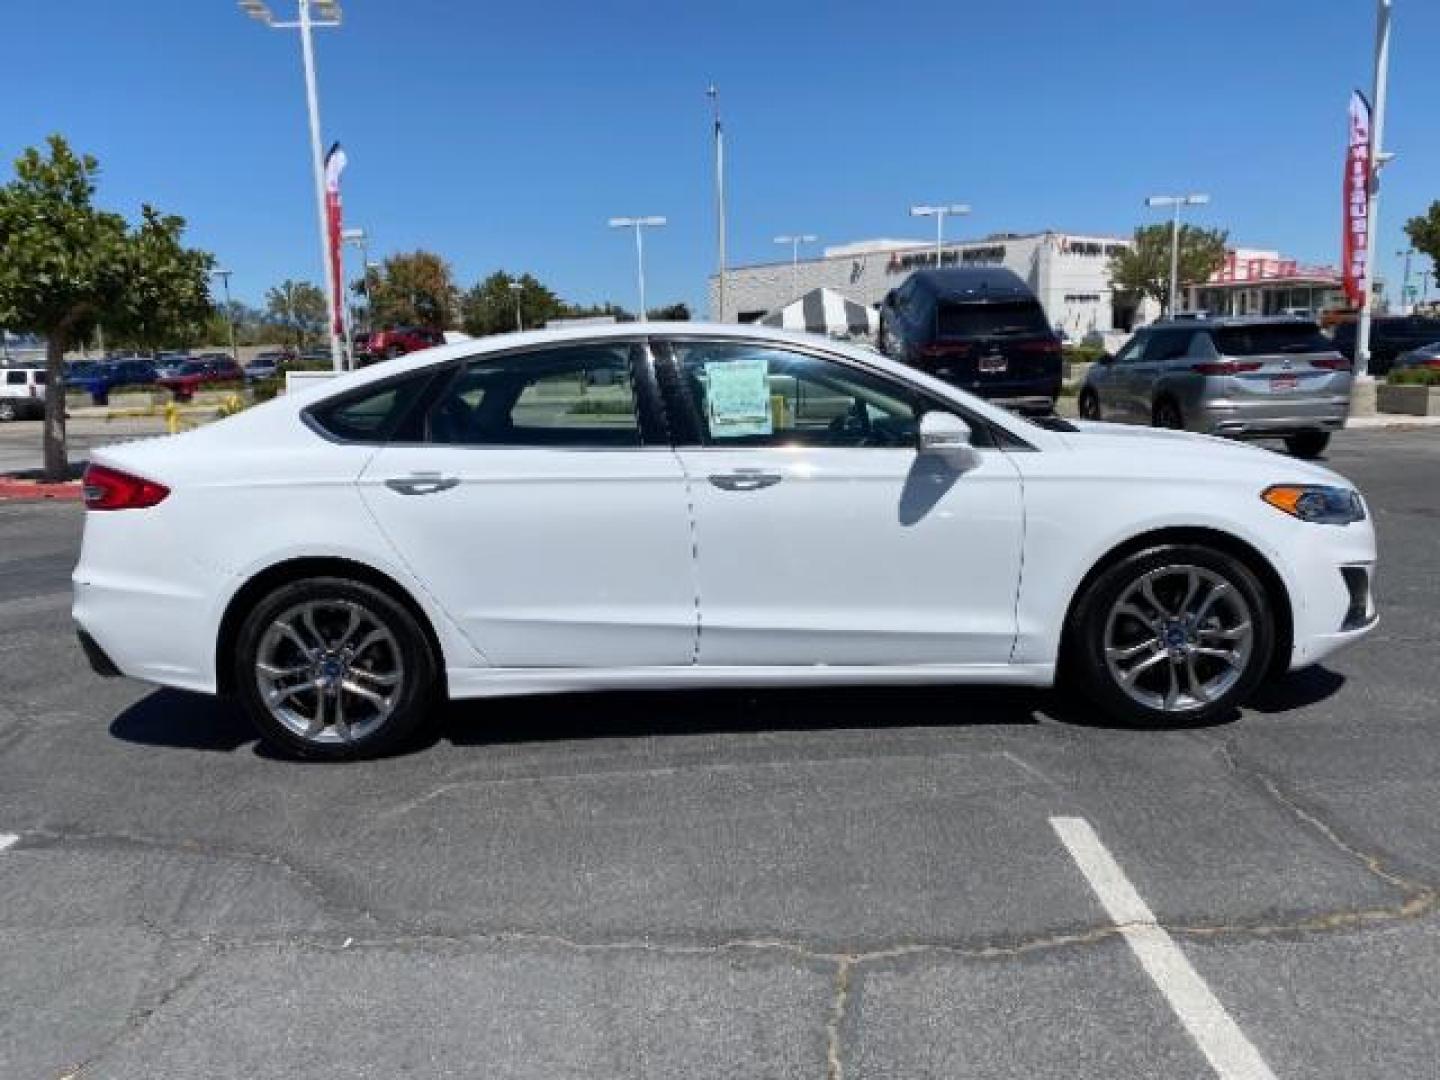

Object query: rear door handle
[709,469,783,492]
[384,473,459,495]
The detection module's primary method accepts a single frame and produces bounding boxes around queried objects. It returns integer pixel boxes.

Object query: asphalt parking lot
[2,428,1439,1079]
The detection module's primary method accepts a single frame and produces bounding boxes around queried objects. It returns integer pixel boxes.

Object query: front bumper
[1281,515,1379,670]
[76,626,122,678]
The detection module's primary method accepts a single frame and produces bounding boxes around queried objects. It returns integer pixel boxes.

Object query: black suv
[1331,316,1440,375]
[878,268,1061,414]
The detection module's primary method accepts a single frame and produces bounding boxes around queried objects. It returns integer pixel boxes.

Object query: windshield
[938,300,1050,339]
[1212,323,1333,356]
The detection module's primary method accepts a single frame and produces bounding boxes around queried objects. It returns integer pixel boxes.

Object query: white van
[0,367,47,420]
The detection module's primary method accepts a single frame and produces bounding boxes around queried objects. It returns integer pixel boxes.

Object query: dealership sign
[1342,90,1371,307]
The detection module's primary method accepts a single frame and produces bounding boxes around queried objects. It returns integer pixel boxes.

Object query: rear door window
[1213,323,1332,356]
[937,300,1049,339]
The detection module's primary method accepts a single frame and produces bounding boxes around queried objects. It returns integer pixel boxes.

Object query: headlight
[1262,484,1366,525]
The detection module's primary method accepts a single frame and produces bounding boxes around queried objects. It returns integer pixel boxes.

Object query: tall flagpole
[708,85,727,322]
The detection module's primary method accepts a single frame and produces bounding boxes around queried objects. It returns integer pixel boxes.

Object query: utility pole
[213,269,239,364]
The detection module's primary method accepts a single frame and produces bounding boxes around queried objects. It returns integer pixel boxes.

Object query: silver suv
[1078,318,1352,458]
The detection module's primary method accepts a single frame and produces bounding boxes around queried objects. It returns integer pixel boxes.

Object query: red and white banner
[324,142,348,337]
[1342,91,1371,307]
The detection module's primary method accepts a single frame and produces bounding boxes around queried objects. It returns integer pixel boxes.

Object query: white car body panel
[71,322,1378,705]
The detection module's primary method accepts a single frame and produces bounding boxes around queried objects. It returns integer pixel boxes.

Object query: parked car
[878,268,1062,415]
[1331,316,1440,376]
[1079,317,1351,459]
[1391,340,1440,373]
[0,367,48,420]
[153,353,193,379]
[74,322,1377,759]
[364,326,446,361]
[245,351,290,382]
[62,360,102,388]
[156,357,245,400]
[75,358,158,402]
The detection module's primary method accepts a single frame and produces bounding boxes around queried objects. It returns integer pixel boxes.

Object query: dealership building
[710,231,1157,339]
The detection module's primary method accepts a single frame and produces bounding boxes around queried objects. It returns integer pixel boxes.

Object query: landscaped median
[1378,367,1440,417]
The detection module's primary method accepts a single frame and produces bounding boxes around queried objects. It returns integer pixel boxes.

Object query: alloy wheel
[254,598,404,745]
[1102,564,1254,713]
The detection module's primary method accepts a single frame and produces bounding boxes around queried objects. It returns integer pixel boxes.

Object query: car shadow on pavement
[1245,665,1347,714]
[109,689,257,753]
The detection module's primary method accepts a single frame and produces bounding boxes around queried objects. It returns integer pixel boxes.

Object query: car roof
[1141,316,1320,331]
[906,267,1032,301]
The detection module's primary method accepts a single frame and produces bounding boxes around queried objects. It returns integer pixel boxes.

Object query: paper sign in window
[704,358,773,438]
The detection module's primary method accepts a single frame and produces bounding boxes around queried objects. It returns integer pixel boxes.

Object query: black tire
[1065,544,1275,727]
[1284,431,1330,459]
[233,576,438,760]
[385,345,404,361]
[0,400,16,422]
[1152,397,1184,430]
[1078,389,1101,421]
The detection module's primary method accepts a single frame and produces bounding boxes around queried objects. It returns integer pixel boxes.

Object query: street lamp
[1145,193,1211,317]
[1396,248,1415,310]
[707,85,727,322]
[909,204,970,267]
[509,280,524,332]
[339,227,368,359]
[608,216,667,319]
[774,234,818,300]
[211,269,239,365]
[238,0,346,372]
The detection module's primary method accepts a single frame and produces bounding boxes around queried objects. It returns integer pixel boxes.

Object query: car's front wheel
[1066,544,1274,727]
[234,577,438,759]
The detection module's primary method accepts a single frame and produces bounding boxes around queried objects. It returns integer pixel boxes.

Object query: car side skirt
[446,662,1055,699]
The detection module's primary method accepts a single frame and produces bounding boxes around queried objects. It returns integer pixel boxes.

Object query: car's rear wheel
[1284,431,1330,459]
[233,577,437,760]
[1066,544,1274,727]
[1078,389,1101,420]
[1152,397,1184,430]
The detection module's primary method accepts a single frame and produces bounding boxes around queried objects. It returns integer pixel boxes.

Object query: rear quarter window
[1212,324,1333,356]
[306,370,440,443]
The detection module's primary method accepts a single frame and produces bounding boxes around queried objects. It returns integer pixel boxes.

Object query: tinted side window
[672,342,921,449]
[5,371,24,385]
[308,371,437,443]
[1213,323,1332,356]
[427,344,641,448]
[1112,334,1149,364]
[1147,330,1195,362]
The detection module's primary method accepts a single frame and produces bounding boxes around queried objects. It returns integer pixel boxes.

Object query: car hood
[1056,420,1351,486]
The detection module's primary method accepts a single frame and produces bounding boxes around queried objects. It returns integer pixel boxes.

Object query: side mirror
[917,411,980,467]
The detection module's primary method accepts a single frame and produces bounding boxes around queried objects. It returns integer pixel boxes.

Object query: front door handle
[384,473,459,495]
[709,469,783,492]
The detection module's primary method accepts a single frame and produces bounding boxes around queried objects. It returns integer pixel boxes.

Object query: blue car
[79,359,158,403]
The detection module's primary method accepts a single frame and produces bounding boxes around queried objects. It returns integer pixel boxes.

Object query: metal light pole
[509,280,524,332]
[1396,248,1414,310]
[909,204,970,267]
[608,216,667,319]
[212,269,239,364]
[239,0,345,372]
[1145,193,1211,317]
[774,234,818,299]
[1354,0,1395,379]
[707,85,728,322]
[340,228,369,352]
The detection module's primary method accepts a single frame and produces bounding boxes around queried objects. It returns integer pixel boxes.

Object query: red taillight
[82,464,169,511]
[1311,356,1353,371]
[1015,339,1063,355]
[1190,361,1263,376]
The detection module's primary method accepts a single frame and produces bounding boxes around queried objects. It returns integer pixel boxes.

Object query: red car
[363,326,445,362]
[157,357,245,401]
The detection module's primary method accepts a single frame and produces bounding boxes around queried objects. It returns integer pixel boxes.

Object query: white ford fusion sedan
[73,323,1377,758]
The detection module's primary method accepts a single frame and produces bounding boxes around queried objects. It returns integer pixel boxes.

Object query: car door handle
[384,473,459,495]
[708,469,783,492]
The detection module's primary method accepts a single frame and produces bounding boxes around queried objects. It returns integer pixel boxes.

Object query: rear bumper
[1199,395,1350,437]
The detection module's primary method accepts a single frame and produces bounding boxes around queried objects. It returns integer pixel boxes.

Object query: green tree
[1109,223,1229,314]
[368,250,458,328]
[107,205,215,354]
[460,271,566,336]
[647,302,691,321]
[0,137,145,478]
[1403,202,1440,288]
[265,279,326,348]
[559,300,634,323]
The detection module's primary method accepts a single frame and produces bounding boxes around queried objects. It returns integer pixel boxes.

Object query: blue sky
[5,0,1438,315]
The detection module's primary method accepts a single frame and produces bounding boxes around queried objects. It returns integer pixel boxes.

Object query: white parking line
[0,833,17,852]
[1050,816,1277,1080]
